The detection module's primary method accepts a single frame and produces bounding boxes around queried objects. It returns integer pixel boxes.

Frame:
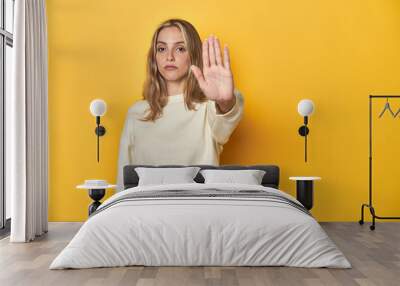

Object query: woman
[116,18,244,191]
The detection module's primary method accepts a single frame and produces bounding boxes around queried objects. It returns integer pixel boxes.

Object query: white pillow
[200,169,266,185]
[135,167,201,186]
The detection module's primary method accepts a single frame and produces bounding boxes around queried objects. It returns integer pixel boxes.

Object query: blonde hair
[141,18,207,122]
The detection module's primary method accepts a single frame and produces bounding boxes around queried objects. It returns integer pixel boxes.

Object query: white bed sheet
[49,183,351,269]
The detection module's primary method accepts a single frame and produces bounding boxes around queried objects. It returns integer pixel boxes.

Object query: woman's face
[156,26,191,83]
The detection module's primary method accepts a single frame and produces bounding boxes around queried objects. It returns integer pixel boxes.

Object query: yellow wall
[47,0,400,222]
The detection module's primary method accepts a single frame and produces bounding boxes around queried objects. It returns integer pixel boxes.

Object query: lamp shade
[90,99,107,117]
[297,99,314,116]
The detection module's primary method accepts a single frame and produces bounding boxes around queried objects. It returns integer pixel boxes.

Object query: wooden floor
[0,222,399,286]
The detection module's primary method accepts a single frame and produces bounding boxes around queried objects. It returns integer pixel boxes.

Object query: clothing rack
[359,95,400,230]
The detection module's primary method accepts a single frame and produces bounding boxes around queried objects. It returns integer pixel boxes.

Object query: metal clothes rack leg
[359,95,400,230]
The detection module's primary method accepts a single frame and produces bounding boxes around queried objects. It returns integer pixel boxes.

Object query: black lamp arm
[298,116,310,162]
[94,116,106,162]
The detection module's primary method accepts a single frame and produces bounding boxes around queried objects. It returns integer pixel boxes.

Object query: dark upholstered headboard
[123,165,280,190]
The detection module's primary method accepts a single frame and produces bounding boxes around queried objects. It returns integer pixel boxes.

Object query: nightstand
[77,181,116,216]
[289,176,321,210]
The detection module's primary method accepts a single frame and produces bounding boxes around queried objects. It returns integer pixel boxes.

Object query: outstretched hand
[191,35,235,113]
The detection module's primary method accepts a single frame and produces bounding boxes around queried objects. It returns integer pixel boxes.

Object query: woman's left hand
[191,35,235,113]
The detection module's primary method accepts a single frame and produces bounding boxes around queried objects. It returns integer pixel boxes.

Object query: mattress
[49,183,351,269]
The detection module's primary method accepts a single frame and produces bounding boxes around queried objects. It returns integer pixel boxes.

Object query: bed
[49,164,351,269]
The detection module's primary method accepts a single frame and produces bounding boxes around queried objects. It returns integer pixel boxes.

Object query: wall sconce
[297,99,315,162]
[89,99,107,162]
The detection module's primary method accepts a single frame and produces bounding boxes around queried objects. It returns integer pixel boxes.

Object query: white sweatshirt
[116,89,244,191]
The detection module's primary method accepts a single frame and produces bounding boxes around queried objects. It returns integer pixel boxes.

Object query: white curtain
[9,0,49,242]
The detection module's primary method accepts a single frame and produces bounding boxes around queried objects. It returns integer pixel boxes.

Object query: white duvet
[49,183,351,269]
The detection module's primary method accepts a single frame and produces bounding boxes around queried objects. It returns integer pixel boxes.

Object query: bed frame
[123,164,280,190]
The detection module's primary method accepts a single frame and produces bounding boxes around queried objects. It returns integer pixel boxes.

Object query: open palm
[191,35,234,102]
